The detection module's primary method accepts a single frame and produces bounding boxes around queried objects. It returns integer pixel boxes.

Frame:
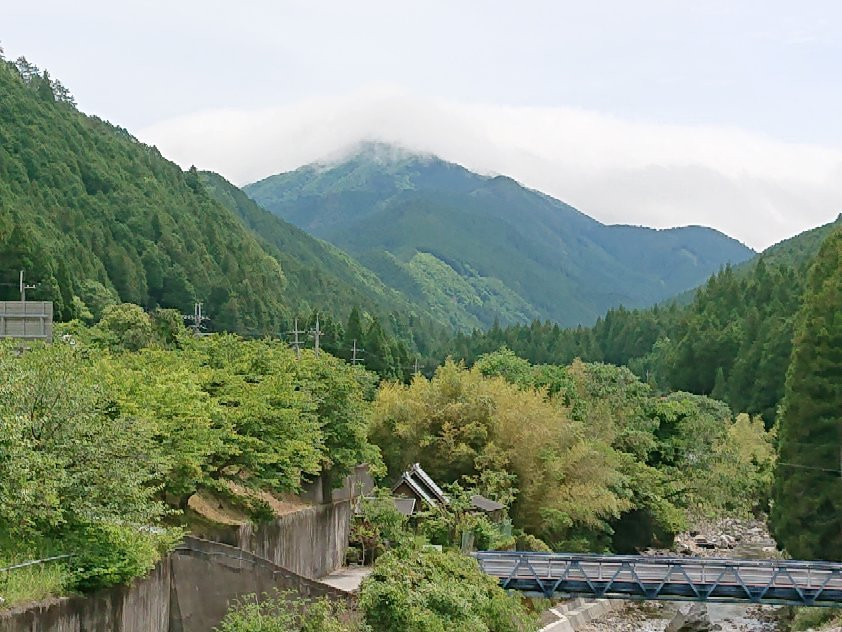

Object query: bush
[67,522,179,591]
[789,607,841,631]
[358,545,535,631]
[215,592,369,632]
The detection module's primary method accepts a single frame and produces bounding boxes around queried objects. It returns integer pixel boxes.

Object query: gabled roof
[392,463,449,508]
[396,474,437,507]
[471,494,504,513]
[392,497,417,517]
[408,463,449,505]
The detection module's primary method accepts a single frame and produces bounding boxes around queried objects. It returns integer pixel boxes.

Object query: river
[577,518,783,632]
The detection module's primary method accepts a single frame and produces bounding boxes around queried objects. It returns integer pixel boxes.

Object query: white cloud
[138,87,842,251]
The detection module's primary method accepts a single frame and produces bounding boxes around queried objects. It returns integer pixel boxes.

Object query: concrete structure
[0,537,352,632]
[0,467,372,631]
[0,301,53,341]
[475,551,842,607]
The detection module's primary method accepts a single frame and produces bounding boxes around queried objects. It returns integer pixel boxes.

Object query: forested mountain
[245,142,754,329]
[448,215,842,425]
[0,57,291,333]
[199,171,419,320]
[0,57,438,343]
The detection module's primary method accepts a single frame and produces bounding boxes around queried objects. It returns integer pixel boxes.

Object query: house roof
[409,463,449,505]
[354,496,417,517]
[392,463,449,508]
[471,494,505,513]
[392,497,417,517]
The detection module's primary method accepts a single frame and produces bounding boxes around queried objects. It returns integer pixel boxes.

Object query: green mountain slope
[0,58,290,333]
[199,171,418,320]
[447,215,842,424]
[245,142,754,328]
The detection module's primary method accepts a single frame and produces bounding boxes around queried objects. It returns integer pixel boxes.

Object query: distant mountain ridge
[245,142,755,328]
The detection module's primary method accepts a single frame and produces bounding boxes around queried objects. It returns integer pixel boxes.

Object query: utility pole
[287,318,305,360]
[19,270,35,302]
[413,357,420,375]
[184,302,208,336]
[351,339,364,366]
[310,315,322,358]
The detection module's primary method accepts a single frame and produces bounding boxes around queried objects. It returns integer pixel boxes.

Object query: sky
[4,0,842,250]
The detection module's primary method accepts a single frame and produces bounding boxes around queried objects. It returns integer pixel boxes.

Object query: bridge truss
[474,551,842,607]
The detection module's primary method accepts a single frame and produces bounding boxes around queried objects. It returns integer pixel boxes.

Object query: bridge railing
[473,551,842,607]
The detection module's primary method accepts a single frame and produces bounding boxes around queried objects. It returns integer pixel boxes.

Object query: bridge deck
[474,551,842,607]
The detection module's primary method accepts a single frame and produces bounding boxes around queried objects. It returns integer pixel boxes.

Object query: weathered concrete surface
[237,502,353,579]
[320,566,372,592]
[171,537,352,632]
[0,560,171,632]
[0,537,352,632]
[0,469,368,631]
[193,469,369,580]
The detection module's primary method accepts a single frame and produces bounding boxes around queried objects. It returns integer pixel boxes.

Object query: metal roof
[471,494,504,512]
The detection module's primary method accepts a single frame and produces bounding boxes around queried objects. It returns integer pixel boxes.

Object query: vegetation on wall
[0,307,379,605]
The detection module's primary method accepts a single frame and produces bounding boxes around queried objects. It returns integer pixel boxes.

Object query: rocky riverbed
[578,518,784,632]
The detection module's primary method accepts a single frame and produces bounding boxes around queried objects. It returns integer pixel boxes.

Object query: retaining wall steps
[539,598,617,632]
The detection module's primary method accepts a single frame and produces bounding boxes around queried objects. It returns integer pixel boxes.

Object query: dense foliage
[0,308,379,600]
[0,57,448,354]
[245,142,752,330]
[447,218,842,428]
[371,352,775,552]
[770,229,842,561]
[358,546,535,632]
[0,57,293,332]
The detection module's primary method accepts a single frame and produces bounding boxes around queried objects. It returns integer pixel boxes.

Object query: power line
[350,339,364,365]
[287,318,305,360]
[776,462,841,475]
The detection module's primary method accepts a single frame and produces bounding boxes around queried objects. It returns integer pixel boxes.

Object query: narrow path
[320,566,372,592]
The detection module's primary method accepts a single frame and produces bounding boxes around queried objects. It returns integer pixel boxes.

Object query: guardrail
[474,551,842,607]
[0,554,74,604]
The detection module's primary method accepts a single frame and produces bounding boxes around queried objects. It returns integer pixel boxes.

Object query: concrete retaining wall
[0,561,171,632]
[193,469,369,579]
[235,502,353,579]
[0,538,351,632]
[170,537,351,632]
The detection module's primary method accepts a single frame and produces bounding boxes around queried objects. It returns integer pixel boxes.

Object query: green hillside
[448,215,842,424]
[199,171,419,320]
[0,57,292,333]
[245,142,755,329]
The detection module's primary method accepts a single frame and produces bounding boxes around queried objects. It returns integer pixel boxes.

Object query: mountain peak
[328,140,437,168]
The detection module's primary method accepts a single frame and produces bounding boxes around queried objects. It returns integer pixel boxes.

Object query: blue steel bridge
[474,551,842,607]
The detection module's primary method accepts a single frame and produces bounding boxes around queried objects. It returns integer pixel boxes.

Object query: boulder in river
[665,604,722,632]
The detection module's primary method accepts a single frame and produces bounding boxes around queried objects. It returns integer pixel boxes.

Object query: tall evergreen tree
[770,229,842,561]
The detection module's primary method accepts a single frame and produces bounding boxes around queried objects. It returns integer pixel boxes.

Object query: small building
[392,463,449,510]
[470,494,505,522]
[391,463,506,522]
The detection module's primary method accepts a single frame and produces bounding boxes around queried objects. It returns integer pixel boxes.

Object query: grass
[0,537,73,610]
